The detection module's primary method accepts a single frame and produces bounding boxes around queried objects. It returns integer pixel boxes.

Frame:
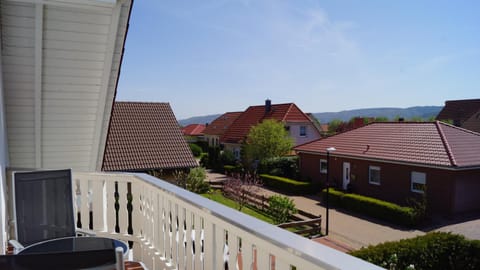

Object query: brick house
[294,121,480,215]
[436,98,480,133]
[221,100,322,159]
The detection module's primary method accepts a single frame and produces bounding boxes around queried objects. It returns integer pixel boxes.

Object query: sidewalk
[207,171,424,250]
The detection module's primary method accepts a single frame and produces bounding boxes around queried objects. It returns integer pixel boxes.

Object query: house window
[369,166,381,185]
[233,148,241,160]
[320,159,327,174]
[300,126,307,137]
[411,172,426,193]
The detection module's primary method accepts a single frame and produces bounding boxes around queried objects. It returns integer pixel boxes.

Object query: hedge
[260,174,318,194]
[351,232,480,270]
[189,143,203,157]
[224,165,242,175]
[322,188,417,226]
[258,156,299,179]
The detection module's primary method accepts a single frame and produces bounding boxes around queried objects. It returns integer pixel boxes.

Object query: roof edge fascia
[10,0,118,10]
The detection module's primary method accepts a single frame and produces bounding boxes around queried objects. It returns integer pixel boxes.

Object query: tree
[244,119,293,162]
[408,116,424,122]
[374,116,389,122]
[223,173,262,211]
[328,119,344,134]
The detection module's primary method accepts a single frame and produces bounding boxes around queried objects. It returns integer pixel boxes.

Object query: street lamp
[325,147,336,236]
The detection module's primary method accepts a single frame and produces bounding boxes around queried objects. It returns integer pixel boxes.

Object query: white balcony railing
[68,172,381,269]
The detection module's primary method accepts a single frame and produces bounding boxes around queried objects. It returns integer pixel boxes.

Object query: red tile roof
[102,102,197,171]
[182,124,206,136]
[203,112,242,136]
[221,103,312,143]
[320,124,329,133]
[295,121,480,168]
[436,99,480,122]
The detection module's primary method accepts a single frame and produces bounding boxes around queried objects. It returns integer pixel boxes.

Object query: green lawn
[202,190,318,237]
[202,190,274,224]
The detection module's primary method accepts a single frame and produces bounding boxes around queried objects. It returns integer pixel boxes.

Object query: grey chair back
[12,169,75,247]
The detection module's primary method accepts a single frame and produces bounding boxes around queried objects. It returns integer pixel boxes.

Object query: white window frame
[300,126,307,137]
[369,166,381,185]
[411,171,426,193]
[320,159,327,174]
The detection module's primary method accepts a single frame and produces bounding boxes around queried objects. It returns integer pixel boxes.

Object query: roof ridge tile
[438,120,480,136]
[435,121,457,167]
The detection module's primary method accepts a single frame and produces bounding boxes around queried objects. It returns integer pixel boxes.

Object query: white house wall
[288,122,322,146]
[0,0,131,171]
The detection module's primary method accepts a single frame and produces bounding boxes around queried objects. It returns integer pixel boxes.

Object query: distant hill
[178,106,443,126]
[178,114,221,127]
[312,106,443,123]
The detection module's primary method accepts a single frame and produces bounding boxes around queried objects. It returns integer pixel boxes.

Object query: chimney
[265,99,272,113]
[398,117,404,122]
[353,117,364,128]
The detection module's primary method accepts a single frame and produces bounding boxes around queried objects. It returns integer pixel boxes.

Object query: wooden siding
[95,2,131,171]
[1,1,36,168]
[1,0,131,171]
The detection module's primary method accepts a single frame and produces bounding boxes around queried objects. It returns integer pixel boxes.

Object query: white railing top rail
[74,171,383,270]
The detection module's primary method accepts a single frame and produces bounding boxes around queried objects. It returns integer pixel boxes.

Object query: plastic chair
[9,169,94,253]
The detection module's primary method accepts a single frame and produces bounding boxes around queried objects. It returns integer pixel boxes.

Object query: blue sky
[116,0,480,120]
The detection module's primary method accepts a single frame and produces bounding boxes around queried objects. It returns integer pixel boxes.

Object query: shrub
[351,232,480,270]
[189,143,203,157]
[219,150,236,166]
[322,188,417,226]
[258,156,299,179]
[268,195,297,224]
[204,147,236,172]
[260,174,318,194]
[205,147,220,169]
[186,167,210,194]
[199,153,209,168]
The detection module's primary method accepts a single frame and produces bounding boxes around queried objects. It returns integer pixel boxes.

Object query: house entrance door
[343,162,350,190]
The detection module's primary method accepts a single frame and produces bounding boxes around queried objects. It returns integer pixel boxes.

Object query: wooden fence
[212,181,322,238]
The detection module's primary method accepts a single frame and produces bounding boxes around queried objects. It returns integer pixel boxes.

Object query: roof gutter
[295,150,480,171]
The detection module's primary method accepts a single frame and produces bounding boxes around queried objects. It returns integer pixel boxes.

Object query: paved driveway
[435,215,480,240]
[206,171,479,250]
[257,189,424,249]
